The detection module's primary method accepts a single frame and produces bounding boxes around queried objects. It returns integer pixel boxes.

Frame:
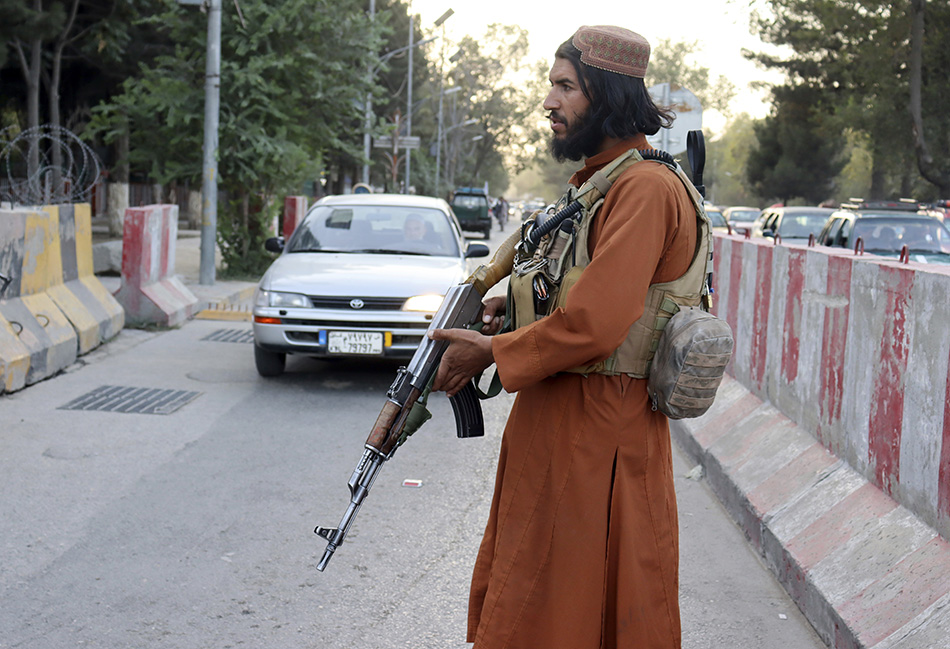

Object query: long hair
[555,38,674,137]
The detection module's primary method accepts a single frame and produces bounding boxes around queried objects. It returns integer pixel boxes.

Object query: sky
[407,0,784,130]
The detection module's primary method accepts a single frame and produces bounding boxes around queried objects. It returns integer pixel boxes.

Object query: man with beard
[430,25,703,649]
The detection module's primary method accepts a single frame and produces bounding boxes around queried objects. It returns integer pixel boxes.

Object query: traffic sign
[373,136,421,150]
[647,83,702,156]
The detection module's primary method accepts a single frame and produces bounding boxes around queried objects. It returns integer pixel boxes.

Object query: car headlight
[402,294,444,313]
[256,289,311,308]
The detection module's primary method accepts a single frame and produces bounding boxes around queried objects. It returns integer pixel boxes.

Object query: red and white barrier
[114,204,197,327]
[712,235,950,538]
[282,196,307,240]
[675,375,950,649]
[678,233,950,648]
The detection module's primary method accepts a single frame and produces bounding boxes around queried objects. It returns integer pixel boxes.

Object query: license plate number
[327,331,383,355]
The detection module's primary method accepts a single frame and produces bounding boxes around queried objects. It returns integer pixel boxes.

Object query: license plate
[327,331,383,355]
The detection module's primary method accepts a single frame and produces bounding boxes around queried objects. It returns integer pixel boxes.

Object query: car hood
[259,252,467,297]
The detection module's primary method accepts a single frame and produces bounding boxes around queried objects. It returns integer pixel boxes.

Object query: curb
[671,374,950,649]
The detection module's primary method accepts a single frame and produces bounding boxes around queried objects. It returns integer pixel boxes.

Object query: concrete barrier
[711,234,950,538]
[674,376,950,649]
[0,207,78,389]
[0,216,32,392]
[113,204,197,327]
[683,233,950,648]
[282,196,307,239]
[42,204,124,353]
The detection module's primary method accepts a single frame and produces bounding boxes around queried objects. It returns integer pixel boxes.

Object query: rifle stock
[314,230,521,571]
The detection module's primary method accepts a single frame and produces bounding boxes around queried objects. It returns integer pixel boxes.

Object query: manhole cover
[58,385,202,415]
[202,328,254,343]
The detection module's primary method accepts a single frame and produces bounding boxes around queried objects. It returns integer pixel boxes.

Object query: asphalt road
[1,320,827,649]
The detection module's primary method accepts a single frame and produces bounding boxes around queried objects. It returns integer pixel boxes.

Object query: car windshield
[707,210,727,227]
[728,209,759,222]
[852,219,950,253]
[452,195,486,209]
[286,205,460,257]
[777,212,832,238]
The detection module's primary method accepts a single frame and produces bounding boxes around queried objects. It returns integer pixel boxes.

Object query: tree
[750,0,950,199]
[706,114,760,207]
[746,86,845,205]
[443,24,547,195]
[90,0,381,275]
[909,0,950,196]
[646,39,736,116]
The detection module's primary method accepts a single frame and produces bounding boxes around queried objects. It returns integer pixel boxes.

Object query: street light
[436,86,461,196]
[361,33,437,188]
[405,9,452,194]
[444,121,480,190]
[433,10,455,197]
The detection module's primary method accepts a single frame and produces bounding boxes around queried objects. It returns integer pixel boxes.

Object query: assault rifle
[314,231,520,571]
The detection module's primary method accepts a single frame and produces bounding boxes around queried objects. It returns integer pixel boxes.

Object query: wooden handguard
[365,400,401,449]
[467,229,520,296]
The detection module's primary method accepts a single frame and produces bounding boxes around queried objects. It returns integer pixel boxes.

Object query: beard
[549,108,605,162]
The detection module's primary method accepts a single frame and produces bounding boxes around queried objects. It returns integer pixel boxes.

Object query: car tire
[254,345,286,377]
[483,227,491,240]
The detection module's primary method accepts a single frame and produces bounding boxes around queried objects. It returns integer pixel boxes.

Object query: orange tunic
[468,135,696,649]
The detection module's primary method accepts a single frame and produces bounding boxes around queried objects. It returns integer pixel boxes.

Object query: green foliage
[706,115,760,207]
[444,24,547,195]
[88,0,381,276]
[216,194,276,278]
[646,39,736,115]
[751,0,950,199]
[746,86,846,205]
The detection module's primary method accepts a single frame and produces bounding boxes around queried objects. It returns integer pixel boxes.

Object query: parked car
[252,193,490,376]
[753,206,835,242]
[520,198,549,221]
[450,187,493,239]
[817,211,950,263]
[722,206,761,234]
[705,205,729,232]
[815,200,950,261]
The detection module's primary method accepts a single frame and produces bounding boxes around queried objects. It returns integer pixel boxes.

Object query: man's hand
[479,296,506,335]
[429,327,494,397]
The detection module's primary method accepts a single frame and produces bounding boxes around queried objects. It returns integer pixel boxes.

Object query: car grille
[309,296,407,310]
[281,318,430,329]
[286,332,423,345]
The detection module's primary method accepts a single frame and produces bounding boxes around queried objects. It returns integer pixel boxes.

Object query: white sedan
[252,193,490,376]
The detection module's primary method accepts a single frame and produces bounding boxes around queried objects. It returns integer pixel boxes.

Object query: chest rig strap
[509,148,649,330]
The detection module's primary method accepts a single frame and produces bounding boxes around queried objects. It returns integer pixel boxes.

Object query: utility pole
[433,9,454,198]
[404,14,414,193]
[362,0,375,186]
[199,0,221,285]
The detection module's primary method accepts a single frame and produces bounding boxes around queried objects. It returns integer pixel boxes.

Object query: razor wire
[0,125,103,206]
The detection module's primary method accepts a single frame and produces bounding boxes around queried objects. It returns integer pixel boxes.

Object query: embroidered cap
[571,25,650,79]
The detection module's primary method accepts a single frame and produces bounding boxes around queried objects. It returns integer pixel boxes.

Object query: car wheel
[254,345,286,377]
[484,227,491,240]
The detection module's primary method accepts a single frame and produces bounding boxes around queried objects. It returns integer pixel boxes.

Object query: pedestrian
[430,25,706,649]
[494,195,508,231]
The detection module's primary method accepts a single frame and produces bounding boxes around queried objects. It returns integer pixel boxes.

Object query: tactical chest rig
[508,147,714,378]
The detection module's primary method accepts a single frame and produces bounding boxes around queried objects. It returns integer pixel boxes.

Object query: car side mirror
[264,237,285,253]
[763,229,775,238]
[465,242,490,258]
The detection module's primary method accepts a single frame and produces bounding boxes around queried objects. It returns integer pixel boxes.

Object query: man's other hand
[479,296,507,335]
[429,328,495,397]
